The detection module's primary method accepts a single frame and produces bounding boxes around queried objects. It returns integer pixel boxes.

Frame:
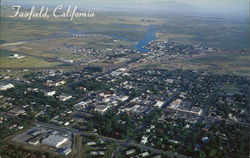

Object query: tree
[199,151,206,158]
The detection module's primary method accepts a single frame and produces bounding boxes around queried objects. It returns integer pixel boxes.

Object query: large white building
[41,135,68,148]
[0,82,14,91]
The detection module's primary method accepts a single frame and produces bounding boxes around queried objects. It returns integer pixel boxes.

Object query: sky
[2,0,249,18]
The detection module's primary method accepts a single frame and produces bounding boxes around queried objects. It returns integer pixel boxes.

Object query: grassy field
[144,51,250,76]
[156,32,194,40]
[0,50,61,68]
[157,15,249,50]
[7,36,134,59]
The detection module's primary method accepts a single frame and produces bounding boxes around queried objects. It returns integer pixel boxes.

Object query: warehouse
[41,135,68,148]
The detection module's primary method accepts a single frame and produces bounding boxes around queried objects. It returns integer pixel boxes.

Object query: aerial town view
[0,0,249,158]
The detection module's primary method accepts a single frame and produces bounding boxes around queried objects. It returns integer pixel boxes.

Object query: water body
[135,25,156,52]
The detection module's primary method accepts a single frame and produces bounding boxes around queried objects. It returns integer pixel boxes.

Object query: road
[73,134,84,158]
[34,121,189,158]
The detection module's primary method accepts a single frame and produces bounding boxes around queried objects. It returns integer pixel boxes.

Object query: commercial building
[41,135,68,148]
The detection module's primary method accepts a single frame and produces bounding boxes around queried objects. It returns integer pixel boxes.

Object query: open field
[156,32,194,40]
[0,49,62,68]
[157,15,249,50]
[5,36,134,59]
[144,51,250,76]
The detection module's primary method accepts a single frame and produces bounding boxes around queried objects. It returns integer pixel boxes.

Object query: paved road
[35,121,189,158]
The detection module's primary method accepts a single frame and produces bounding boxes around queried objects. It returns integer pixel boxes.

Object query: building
[59,148,72,155]
[74,101,89,110]
[45,80,66,87]
[55,80,66,87]
[0,82,14,91]
[190,107,203,116]
[141,136,148,144]
[9,108,26,116]
[9,54,25,59]
[90,151,105,156]
[94,105,110,114]
[44,90,56,96]
[139,151,149,157]
[41,135,68,148]
[86,142,97,146]
[126,149,136,155]
[28,138,40,145]
[153,100,165,108]
[118,96,129,102]
[168,99,182,109]
[59,94,72,101]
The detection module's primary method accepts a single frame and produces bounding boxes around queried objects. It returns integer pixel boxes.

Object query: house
[86,142,97,146]
[126,149,136,155]
[64,122,70,126]
[102,98,111,103]
[44,90,56,96]
[9,54,25,59]
[0,82,14,90]
[153,100,165,108]
[9,108,26,116]
[74,101,89,110]
[59,94,72,101]
[45,80,66,87]
[168,139,179,144]
[55,80,66,87]
[118,96,129,102]
[141,136,148,144]
[201,137,209,143]
[94,105,111,114]
[228,113,237,121]
[139,151,149,157]
[90,151,105,156]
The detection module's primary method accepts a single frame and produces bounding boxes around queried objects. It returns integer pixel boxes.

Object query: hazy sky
[2,0,249,18]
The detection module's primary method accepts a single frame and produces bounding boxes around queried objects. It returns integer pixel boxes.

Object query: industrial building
[41,135,68,148]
